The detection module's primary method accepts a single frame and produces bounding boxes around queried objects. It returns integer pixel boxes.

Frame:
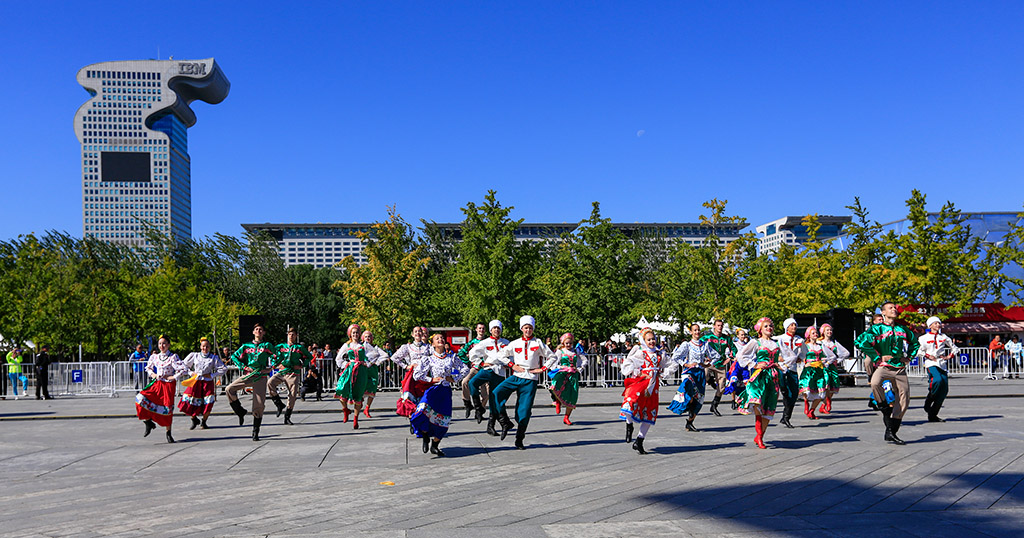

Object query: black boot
[421,435,430,453]
[271,395,286,417]
[710,397,722,417]
[143,419,156,437]
[430,439,445,457]
[190,416,201,430]
[473,395,486,424]
[499,412,514,441]
[881,406,896,443]
[486,416,498,436]
[252,417,262,442]
[889,418,906,445]
[685,419,699,432]
[463,399,473,419]
[632,437,647,454]
[625,423,634,443]
[229,399,247,426]
[200,419,209,429]
[514,431,526,450]
[781,400,795,428]
[284,409,294,425]
[166,431,175,444]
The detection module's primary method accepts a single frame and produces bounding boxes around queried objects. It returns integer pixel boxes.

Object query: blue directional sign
[71,370,83,383]
[959,353,970,366]
[909,357,919,367]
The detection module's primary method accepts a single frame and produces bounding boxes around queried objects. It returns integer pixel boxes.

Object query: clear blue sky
[2,2,1022,240]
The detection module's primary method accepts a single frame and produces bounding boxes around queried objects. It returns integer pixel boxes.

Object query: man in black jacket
[35,345,55,400]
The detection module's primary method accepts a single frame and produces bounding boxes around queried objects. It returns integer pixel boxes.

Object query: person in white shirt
[666,323,720,432]
[1007,334,1023,380]
[773,318,805,428]
[489,315,556,449]
[466,320,511,435]
[917,316,959,422]
[619,327,668,455]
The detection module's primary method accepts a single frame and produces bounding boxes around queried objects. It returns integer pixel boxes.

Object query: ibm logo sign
[178,62,207,76]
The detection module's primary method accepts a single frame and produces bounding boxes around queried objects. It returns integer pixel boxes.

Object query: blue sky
[2,2,1022,240]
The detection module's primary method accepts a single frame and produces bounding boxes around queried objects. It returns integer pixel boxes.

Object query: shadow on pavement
[913,432,983,443]
[767,436,861,449]
[650,442,746,454]
[0,412,56,418]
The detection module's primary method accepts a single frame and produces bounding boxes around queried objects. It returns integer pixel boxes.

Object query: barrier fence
[1,347,1020,399]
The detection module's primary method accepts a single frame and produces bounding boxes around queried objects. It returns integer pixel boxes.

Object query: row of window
[86,70,161,81]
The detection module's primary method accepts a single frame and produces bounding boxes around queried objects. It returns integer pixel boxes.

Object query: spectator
[986,335,1005,380]
[130,344,148,390]
[6,347,29,399]
[35,345,55,400]
[1007,335,1022,380]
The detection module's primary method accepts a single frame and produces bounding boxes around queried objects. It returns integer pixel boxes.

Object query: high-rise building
[74,58,229,246]
[755,215,852,255]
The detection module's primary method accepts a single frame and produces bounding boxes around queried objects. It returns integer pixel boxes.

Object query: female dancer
[818,323,849,414]
[135,335,186,443]
[619,327,666,455]
[391,326,433,418]
[724,328,752,410]
[410,333,470,456]
[666,323,720,432]
[178,337,227,430]
[799,326,827,420]
[361,330,389,418]
[545,332,588,426]
[735,318,782,449]
[917,316,958,422]
[334,323,383,429]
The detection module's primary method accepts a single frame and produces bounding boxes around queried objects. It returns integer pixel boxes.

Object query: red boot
[364,407,372,418]
[820,397,831,415]
[563,415,573,426]
[343,408,350,423]
[804,399,813,419]
[807,403,817,420]
[754,418,766,449]
[554,401,561,415]
[353,414,359,429]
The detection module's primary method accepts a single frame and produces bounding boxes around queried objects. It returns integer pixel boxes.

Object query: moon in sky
[636,130,645,137]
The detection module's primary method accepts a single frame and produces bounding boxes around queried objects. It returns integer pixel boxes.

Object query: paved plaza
[1,377,1023,537]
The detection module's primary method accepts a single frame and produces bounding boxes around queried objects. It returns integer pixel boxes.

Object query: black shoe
[514,433,525,450]
[486,417,498,436]
[500,421,513,441]
[928,415,945,423]
[780,418,794,429]
[710,398,722,417]
[166,431,175,444]
[430,439,445,457]
[284,409,294,425]
[885,429,906,445]
[272,396,286,417]
[463,399,473,419]
[190,416,201,430]
[731,400,738,410]
[625,423,634,443]
[143,420,156,438]
[632,437,647,454]
[685,420,699,432]
[476,407,486,424]
[229,399,247,426]
[473,396,486,423]
[200,420,209,429]
[252,417,262,442]
[422,436,430,453]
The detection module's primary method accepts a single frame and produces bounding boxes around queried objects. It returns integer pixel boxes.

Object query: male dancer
[917,316,958,423]
[774,318,805,428]
[701,319,735,417]
[855,302,920,445]
[457,322,488,419]
[269,327,312,426]
[491,315,556,449]
[227,323,276,441]
[467,320,510,435]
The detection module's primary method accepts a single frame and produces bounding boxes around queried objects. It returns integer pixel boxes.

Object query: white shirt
[774,334,805,373]
[1006,340,1023,358]
[544,348,589,372]
[183,352,227,381]
[917,331,960,371]
[495,337,556,381]
[668,339,719,371]
[389,341,431,369]
[819,339,851,366]
[467,336,512,376]
[335,341,385,370]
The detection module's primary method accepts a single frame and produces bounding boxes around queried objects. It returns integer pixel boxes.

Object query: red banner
[898,303,1024,323]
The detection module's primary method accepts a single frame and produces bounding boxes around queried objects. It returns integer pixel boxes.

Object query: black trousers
[779,370,800,421]
[35,367,51,399]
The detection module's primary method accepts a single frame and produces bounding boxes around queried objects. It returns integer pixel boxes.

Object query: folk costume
[227,339,276,441]
[135,350,186,443]
[818,326,850,414]
[700,331,736,416]
[917,317,959,423]
[619,329,667,454]
[666,338,720,432]
[466,321,511,434]
[361,339,389,417]
[773,319,805,428]
[491,315,556,449]
[736,323,783,449]
[799,328,827,420]
[269,341,312,425]
[177,350,227,430]
[334,338,384,428]
[545,336,588,425]
[457,330,486,419]
[410,349,470,456]
[855,319,920,445]
[391,339,432,417]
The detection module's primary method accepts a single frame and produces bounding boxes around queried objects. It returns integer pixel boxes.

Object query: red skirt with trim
[619,375,659,425]
[136,379,176,428]
[396,368,432,417]
[178,379,216,416]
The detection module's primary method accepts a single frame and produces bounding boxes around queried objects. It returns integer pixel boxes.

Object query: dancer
[735,318,782,449]
[774,318,805,428]
[491,315,556,449]
[135,336,186,443]
[866,313,884,410]
[227,323,276,441]
[917,316,959,422]
[818,323,849,414]
[334,323,383,429]
[178,337,228,430]
[701,319,736,417]
[361,330,389,418]
[619,327,667,455]
[410,333,470,457]
[269,327,312,426]
[457,322,488,419]
[798,326,827,420]
[855,302,920,445]
[467,320,511,435]
[667,323,720,432]
[391,326,433,418]
[545,332,588,426]
[724,328,752,409]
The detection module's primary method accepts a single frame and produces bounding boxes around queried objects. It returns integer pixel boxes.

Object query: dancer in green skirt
[735,317,782,449]
[335,323,384,429]
[545,332,588,426]
[799,326,827,420]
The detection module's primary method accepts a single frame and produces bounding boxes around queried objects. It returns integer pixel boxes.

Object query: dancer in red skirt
[391,326,433,418]
[178,337,227,430]
[619,327,667,455]
[135,336,187,443]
